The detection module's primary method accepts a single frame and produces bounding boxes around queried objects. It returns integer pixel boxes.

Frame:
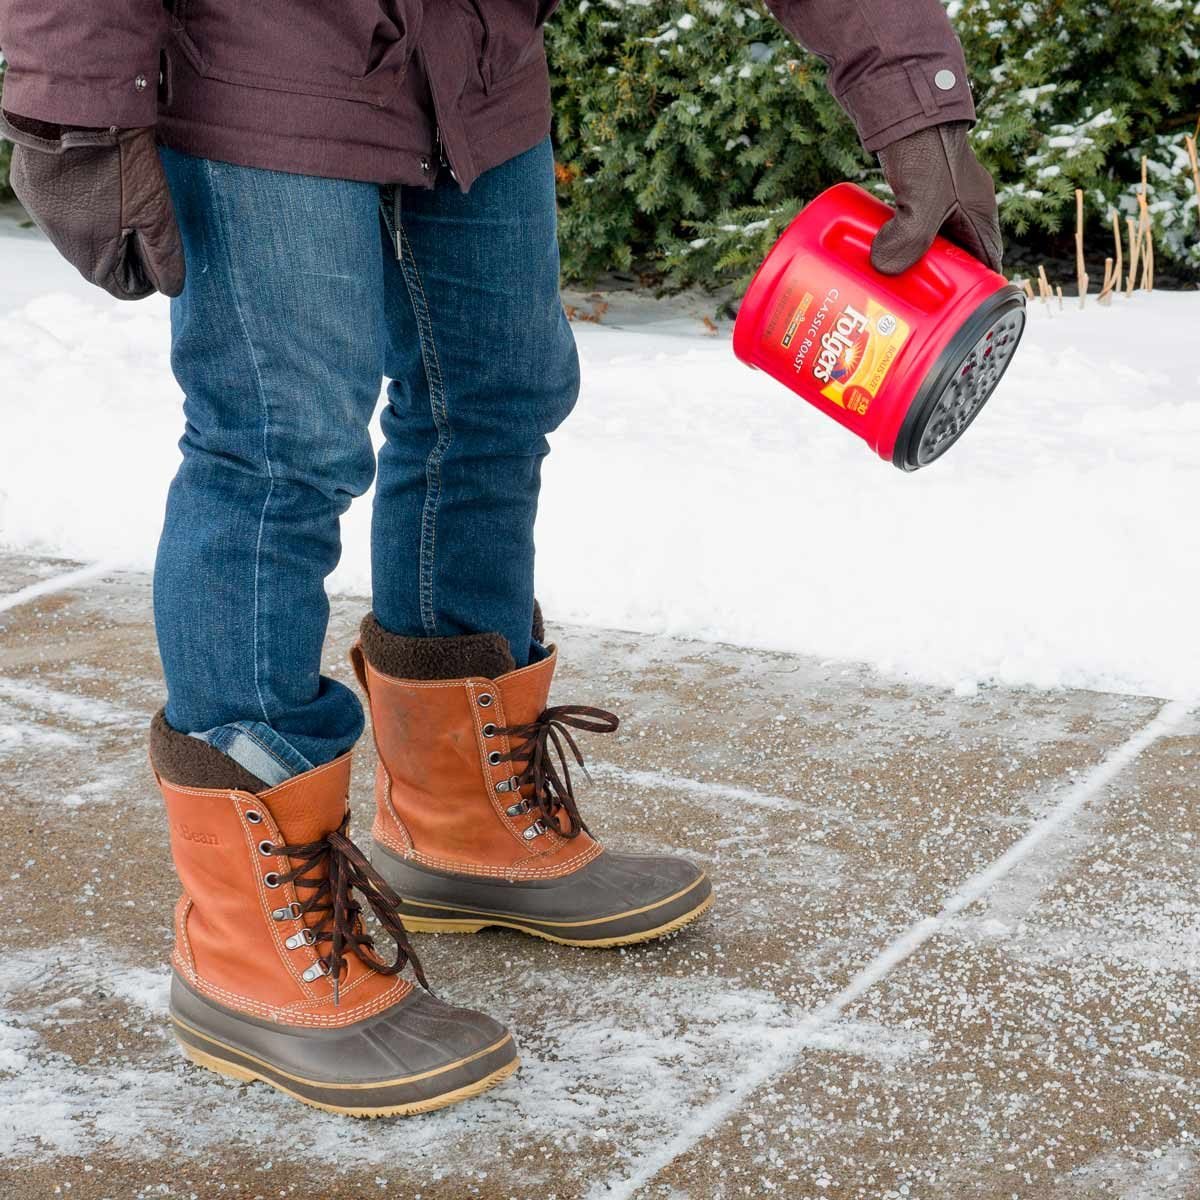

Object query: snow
[593,697,1199,1200]
[1,226,1198,701]
[0,937,923,1170]
[0,676,137,727]
[0,569,1194,1189]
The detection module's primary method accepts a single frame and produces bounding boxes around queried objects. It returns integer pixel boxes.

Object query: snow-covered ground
[2,580,1196,1198]
[1,224,1197,700]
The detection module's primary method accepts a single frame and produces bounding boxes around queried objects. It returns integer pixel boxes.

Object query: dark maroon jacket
[0,2,974,190]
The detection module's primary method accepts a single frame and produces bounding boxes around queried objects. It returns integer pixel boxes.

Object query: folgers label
[734,183,1026,471]
[768,283,910,418]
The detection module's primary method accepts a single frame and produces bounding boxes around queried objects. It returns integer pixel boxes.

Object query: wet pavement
[0,554,1195,1200]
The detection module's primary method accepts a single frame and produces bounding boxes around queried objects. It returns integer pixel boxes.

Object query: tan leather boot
[352,616,713,946]
[151,713,518,1116]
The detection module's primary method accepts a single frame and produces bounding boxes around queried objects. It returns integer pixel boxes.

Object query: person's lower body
[149,139,711,1116]
[155,137,575,785]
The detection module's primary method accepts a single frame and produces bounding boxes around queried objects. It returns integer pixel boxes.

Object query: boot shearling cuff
[359,613,517,682]
[149,709,269,793]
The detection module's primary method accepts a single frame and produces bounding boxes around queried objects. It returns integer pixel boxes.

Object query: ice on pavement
[0,938,923,1166]
[1,228,1197,700]
[0,573,1196,1195]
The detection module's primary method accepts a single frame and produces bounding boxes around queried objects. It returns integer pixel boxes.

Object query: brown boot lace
[269,814,428,1005]
[496,705,620,839]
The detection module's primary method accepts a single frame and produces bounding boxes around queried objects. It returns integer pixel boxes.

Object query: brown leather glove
[870,122,1003,276]
[0,110,185,300]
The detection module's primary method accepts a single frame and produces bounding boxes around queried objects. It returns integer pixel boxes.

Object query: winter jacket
[0,2,976,191]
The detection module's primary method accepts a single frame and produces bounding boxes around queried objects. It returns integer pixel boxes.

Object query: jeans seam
[235,724,310,778]
[207,159,277,724]
[396,224,451,638]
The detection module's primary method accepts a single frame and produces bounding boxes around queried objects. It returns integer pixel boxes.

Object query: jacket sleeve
[764,0,976,152]
[0,1,167,127]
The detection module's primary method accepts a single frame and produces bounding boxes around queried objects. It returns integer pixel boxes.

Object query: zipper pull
[435,126,458,181]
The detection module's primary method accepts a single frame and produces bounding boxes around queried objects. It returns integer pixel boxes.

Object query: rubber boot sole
[398,888,714,946]
[376,844,710,945]
[173,1013,518,1117]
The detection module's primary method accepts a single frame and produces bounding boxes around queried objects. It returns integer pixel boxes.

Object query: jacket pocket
[171,0,421,107]
[468,0,558,93]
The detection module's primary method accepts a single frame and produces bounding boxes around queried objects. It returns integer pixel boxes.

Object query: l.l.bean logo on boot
[172,821,220,847]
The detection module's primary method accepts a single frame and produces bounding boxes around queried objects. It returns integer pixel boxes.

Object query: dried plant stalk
[1111,209,1123,292]
[1037,263,1053,312]
[1187,135,1200,231]
[1135,164,1154,293]
[1075,189,1088,308]
[1126,217,1141,295]
[1140,158,1151,286]
[1098,255,1115,305]
[1056,284,1065,311]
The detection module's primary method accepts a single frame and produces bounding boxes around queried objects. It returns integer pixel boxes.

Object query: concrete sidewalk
[0,554,1196,1200]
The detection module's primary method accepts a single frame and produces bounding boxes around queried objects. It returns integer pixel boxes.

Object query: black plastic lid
[891,285,1027,472]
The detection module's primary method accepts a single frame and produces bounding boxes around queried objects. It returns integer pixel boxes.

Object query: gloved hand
[870,121,1003,276]
[0,110,185,300]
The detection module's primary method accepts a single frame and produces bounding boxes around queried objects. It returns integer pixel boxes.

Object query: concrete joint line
[589,761,805,813]
[593,697,1197,1200]
[0,560,120,615]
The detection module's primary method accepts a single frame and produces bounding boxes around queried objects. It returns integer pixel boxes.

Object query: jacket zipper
[434,126,457,181]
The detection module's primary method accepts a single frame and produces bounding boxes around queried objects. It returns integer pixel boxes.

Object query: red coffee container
[733,182,1025,470]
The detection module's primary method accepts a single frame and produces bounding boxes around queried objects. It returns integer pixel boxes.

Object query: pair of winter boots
[152,615,712,1115]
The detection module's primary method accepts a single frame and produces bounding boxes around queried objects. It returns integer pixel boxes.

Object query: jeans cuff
[190,720,316,787]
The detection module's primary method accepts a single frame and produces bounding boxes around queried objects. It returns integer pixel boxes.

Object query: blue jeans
[154,140,579,782]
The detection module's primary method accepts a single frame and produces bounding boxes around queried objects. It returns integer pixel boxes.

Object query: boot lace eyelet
[245,810,263,824]
[489,704,618,841]
[482,723,497,737]
[257,840,274,856]
[495,780,510,793]
[506,800,529,817]
[478,693,493,708]
[250,810,427,1003]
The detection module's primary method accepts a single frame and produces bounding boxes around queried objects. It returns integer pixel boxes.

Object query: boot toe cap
[597,847,710,905]
[392,989,514,1068]
[170,975,517,1114]
[596,848,708,902]
[336,989,516,1087]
